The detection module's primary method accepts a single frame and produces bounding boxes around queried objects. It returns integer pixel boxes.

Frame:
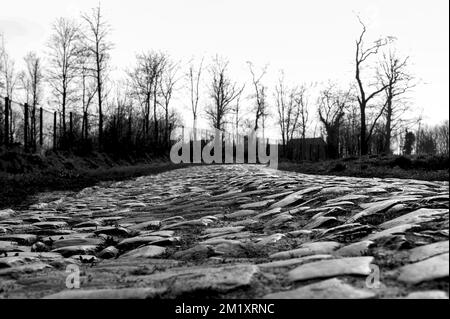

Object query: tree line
[0,7,448,158]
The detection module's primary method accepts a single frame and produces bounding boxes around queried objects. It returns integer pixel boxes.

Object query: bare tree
[0,38,18,98]
[0,36,19,144]
[47,17,81,136]
[247,62,269,132]
[76,46,97,114]
[128,52,154,138]
[275,73,288,150]
[187,57,203,136]
[128,51,165,140]
[435,120,449,156]
[378,50,414,154]
[3,57,18,98]
[294,84,310,142]
[75,47,97,140]
[152,54,166,142]
[81,5,113,145]
[22,52,44,150]
[0,34,5,94]
[275,73,302,154]
[355,18,392,155]
[318,83,351,159]
[205,56,244,131]
[340,98,360,156]
[159,59,179,145]
[233,94,243,136]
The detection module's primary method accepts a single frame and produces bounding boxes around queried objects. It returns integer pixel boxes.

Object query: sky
[0,0,449,136]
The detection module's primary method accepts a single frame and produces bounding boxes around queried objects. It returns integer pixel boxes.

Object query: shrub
[330,162,346,172]
[391,156,412,169]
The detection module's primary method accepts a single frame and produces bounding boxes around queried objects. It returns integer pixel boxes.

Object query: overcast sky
[1,0,448,134]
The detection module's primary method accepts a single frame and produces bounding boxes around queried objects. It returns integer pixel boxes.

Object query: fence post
[24,103,29,151]
[53,111,57,150]
[32,105,36,152]
[39,107,43,147]
[4,97,9,146]
[59,111,62,148]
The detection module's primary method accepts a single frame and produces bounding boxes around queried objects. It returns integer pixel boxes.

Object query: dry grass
[277,154,449,182]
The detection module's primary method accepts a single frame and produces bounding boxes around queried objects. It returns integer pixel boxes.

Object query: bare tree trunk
[97,52,103,146]
[153,80,158,142]
[355,18,390,156]
[360,101,367,155]
[384,99,393,154]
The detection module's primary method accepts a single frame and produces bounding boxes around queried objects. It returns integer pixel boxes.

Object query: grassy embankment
[277,154,449,182]
[0,147,189,209]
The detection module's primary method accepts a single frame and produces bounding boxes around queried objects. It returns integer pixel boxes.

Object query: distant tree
[417,126,437,155]
[403,130,415,155]
[47,17,81,136]
[22,52,44,150]
[159,59,179,146]
[275,73,306,155]
[205,56,244,131]
[274,73,289,152]
[247,62,269,132]
[354,18,392,155]
[0,34,5,93]
[187,57,203,137]
[76,45,97,114]
[233,94,242,136]
[151,55,167,142]
[378,50,414,154]
[435,120,449,156]
[294,84,310,147]
[318,83,351,159]
[0,41,18,98]
[340,99,361,157]
[81,5,113,145]
[128,51,165,139]
[0,36,19,144]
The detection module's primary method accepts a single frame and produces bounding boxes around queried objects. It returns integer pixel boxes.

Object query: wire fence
[0,95,101,152]
[0,95,327,162]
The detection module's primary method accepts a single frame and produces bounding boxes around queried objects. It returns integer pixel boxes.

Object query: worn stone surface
[0,164,447,298]
[288,256,374,282]
[124,264,259,296]
[270,241,341,259]
[335,240,374,257]
[258,254,333,269]
[119,245,166,259]
[408,241,449,262]
[43,287,166,299]
[403,290,449,299]
[397,253,449,284]
[380,208,448,229]
[264,278,376,299]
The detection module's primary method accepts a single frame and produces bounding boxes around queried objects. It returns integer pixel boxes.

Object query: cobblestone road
[0,165,449,298]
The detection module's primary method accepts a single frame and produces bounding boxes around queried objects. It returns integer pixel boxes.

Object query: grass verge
[277,154,449,182]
